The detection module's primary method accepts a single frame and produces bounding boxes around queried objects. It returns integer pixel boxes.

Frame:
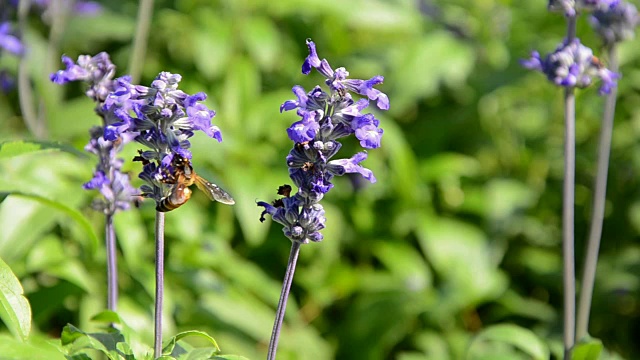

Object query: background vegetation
[1,0,639,359]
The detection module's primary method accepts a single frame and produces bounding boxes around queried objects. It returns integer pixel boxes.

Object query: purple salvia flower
[102,71,225,208]
[0,70,15,92]
[82,126,138,213]
[590,1,639,44]
[548,0,620,16]
[520,38,619,95]
[258,39,388,243]
[50,52,117,102]
[0,22,24,56]
[51,53,137,214]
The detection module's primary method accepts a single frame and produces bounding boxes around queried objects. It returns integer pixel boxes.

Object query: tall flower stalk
[102,71,232,357]
[521,1,619,357]
[51,53,137,313]
[258,39,388,360]
[577,0,638,341]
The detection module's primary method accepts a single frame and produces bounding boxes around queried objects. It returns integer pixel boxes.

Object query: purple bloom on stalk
[521,38,619,95]
[590,1,639,44]
[50,52,117,102]
[32,0,103,17]
[51,53,136,214]
[548,0,620,16]
[258,39,388,244]
[0,22,24,56]
[0,70,15,92]
[101,71,224,208]
[82,126,138,213]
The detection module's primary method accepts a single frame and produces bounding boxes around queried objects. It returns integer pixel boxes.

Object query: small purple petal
[287,111,320,143]
[302,39,321,75]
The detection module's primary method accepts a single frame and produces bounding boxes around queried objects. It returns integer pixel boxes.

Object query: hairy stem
[154,211,165,358]
[105,212,118,312]
[128,0,155,84]
[576,45,619,341]
[267,241,301,360]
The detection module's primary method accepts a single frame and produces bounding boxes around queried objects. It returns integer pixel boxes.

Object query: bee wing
[194,175,235,205]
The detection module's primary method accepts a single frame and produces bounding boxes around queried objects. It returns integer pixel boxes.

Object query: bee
[301,161,315,172]
[591,55,604,69]
[156,154,235,212]
[156,175,193,212]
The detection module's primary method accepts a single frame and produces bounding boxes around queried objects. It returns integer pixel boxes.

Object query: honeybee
[156,154,235,212]
[301,161,315,172]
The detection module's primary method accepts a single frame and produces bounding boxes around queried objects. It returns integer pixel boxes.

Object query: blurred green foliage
[1,0,640,359]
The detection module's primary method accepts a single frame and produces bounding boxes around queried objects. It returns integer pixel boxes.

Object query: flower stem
[267,241,301,360]
[105,212,118,312]
[576,44,619,341]
[563,86,577,360]
[562,15,577,360]
[154,211,165,358]
[17,0,47,139]
[128,0,155,84]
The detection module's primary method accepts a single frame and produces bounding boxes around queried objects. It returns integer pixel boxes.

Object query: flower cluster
[521,38,619,95]
[101,71,222,209]
[548,0,621,17]
[51,53,136,214]
[258,39,388,244]
[590,0,639,44]
[0,5,24,92]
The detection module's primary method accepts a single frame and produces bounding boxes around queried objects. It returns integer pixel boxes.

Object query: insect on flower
[156,154,235,212]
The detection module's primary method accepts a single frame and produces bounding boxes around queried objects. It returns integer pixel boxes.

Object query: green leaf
[212,356,251,360]
[0,191,99,254]
[90,310,123,325]
[0,257,31,340]
[61,324,86,346]
[163,330,221,355]
[572,338,604,360]
[0,140,85,159]
[467,324,549,360]
[0,333,66,359]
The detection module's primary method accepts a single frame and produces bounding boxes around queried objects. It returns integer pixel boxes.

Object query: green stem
[105,212,118,312]
[267,241,301,360]
[17,0,46,139]
[154,211,165,358]
[562,16,577,360]
[563,86,576,360]
[576,45,619,341]
[128,0,155,84]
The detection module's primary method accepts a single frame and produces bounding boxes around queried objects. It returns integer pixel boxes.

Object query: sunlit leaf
[0,257,31,340]
[0,191,99,254]
[0,140,84,159]
[467,324,549,360]
[572,338,604,360]
[163,330,221,355]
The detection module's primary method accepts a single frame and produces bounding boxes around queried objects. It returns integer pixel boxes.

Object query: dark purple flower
[521,38,619,95]
[0,22,24,56]
[287,111,321,143]
[0,70,15,92]
[343,76,390,110]
[327,152,376,183]
[352,114,383,149]
[590,1,639,44]
[259,39,387,243]
[52,53,137,214]
[257,195,325,243]
[83,170,109,190]
[548,0,620,16]
[50,52,116,102]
